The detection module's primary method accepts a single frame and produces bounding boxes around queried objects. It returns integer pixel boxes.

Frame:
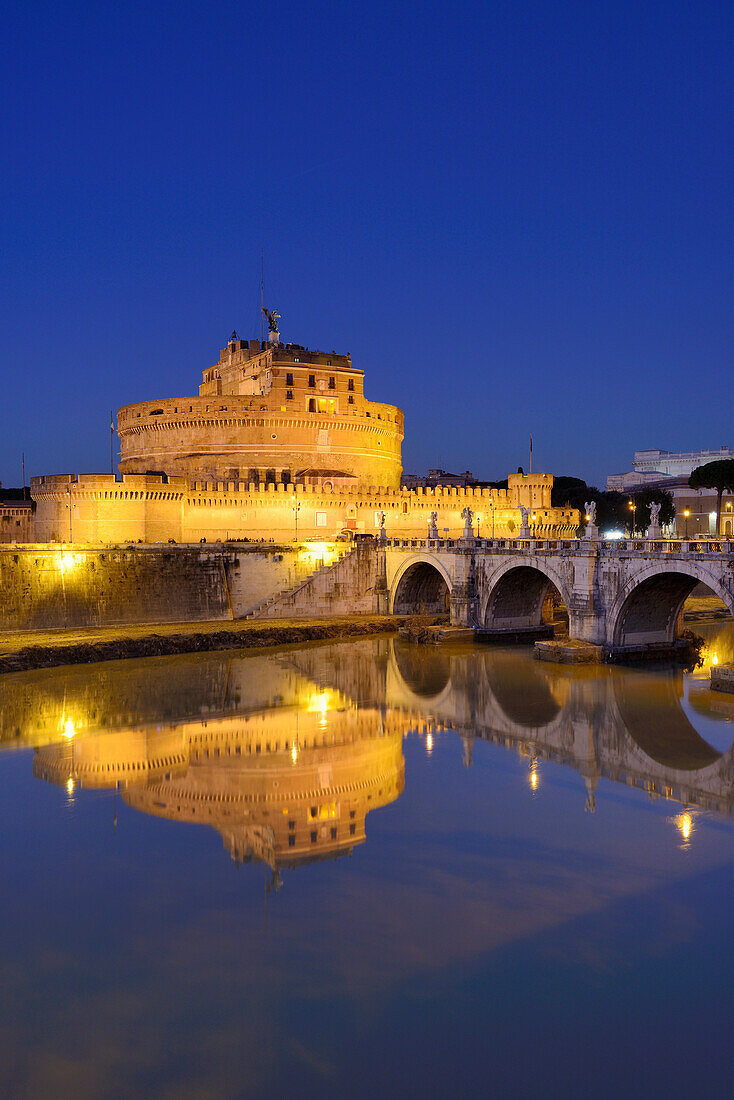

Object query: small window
[294,357,300,362]
[310,830,317,843]
[286,389,293,400]
[286,372,293,385]
[327,359,331,366]
[316,511,328,527]
[330,827,337,839]
[348,378,354,391]
[308,374,315,387]
[329,376,335,389]
[288,835,295,847]
[308,398,316,411]
[349,823,356,836]
[348,395,354,404]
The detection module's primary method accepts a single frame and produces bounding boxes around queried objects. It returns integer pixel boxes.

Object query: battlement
[31,470,578,545]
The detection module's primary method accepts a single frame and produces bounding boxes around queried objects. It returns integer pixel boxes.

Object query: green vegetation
[551,476,675,535]
[688,459,734,535]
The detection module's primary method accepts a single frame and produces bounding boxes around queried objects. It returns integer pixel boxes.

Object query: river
[1,622,733,1097]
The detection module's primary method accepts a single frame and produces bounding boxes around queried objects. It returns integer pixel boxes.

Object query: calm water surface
[1,624,734,1098]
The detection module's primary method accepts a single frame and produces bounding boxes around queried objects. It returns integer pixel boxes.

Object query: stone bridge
[377,533,734,655]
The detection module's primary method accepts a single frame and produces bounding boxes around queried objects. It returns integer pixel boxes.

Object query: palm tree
[688,460,734,535]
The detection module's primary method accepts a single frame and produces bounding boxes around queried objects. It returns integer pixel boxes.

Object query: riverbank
[0,616,406,675]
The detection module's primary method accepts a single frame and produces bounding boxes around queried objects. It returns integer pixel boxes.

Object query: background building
[606,447,734,537]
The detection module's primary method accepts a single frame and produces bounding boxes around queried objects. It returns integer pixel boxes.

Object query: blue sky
[1,0,731,487]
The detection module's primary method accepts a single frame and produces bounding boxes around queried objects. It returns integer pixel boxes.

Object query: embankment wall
[0,544,344,632]
[255,544,378,618]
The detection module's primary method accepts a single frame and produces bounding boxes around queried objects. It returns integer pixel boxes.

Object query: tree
[626,487,675,534]
[551,476,587,508]
[688,460,734,535]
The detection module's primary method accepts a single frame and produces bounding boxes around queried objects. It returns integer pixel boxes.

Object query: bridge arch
[390,554,452,616]
[609,562,734,648]
[480,558,572,632]
[386,639,454,708]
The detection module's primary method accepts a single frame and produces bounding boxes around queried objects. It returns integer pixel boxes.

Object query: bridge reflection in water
[6,626,733,874]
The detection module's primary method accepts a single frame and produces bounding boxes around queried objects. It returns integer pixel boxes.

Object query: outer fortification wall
[31,472,577,545]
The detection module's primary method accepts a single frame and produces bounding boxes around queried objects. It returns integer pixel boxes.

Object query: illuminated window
[316,511,327,527]
[318,398,328,413]
[294,357,300,362]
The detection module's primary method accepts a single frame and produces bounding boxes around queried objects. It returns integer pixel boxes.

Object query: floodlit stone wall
[31,472,576,545]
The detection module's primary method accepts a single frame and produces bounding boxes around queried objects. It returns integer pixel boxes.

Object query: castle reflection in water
[4,633,734,876]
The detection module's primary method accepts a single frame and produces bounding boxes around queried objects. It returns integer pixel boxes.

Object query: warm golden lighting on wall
[59,552,76,573]
[63,719,76,740]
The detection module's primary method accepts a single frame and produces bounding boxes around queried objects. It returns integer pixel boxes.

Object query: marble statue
[428,511,439,539]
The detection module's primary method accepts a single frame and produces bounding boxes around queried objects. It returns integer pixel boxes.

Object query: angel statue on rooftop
[262,306,281,333]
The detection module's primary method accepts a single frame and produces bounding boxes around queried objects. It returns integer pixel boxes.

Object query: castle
[31,324,578,543]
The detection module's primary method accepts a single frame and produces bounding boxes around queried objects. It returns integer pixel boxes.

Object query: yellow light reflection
[426,732,433,753]
[290,742,298,764]
[59,553,76,573]
[306,690,336,715]
[677,812,693,843]
[529,762,539,790]
[63,719,76,740]
[66,778,75,796]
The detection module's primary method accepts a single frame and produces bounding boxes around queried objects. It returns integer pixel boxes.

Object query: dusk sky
[2,0,732,489]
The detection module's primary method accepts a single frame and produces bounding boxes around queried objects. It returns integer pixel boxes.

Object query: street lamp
[684,509,690,538]
[628,500,636,538]
[66,482,74,543]
[292,493,301,542]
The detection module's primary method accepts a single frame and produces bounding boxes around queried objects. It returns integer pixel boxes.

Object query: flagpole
[529,434,533,474]
[110,410,114,475]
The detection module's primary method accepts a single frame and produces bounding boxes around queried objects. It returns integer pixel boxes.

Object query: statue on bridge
[519,504,531,534]
[649,501,661,527]
[428,511,439,539]
[461,506,474,540]
[584,501,597,528]
[378,510,387,542]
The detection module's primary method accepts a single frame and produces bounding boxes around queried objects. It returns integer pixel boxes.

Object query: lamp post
[489,498,495,538]
[292,493,300,542]
[66,482,73,544]
[628,500,636,538]
[684,509,690,538]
